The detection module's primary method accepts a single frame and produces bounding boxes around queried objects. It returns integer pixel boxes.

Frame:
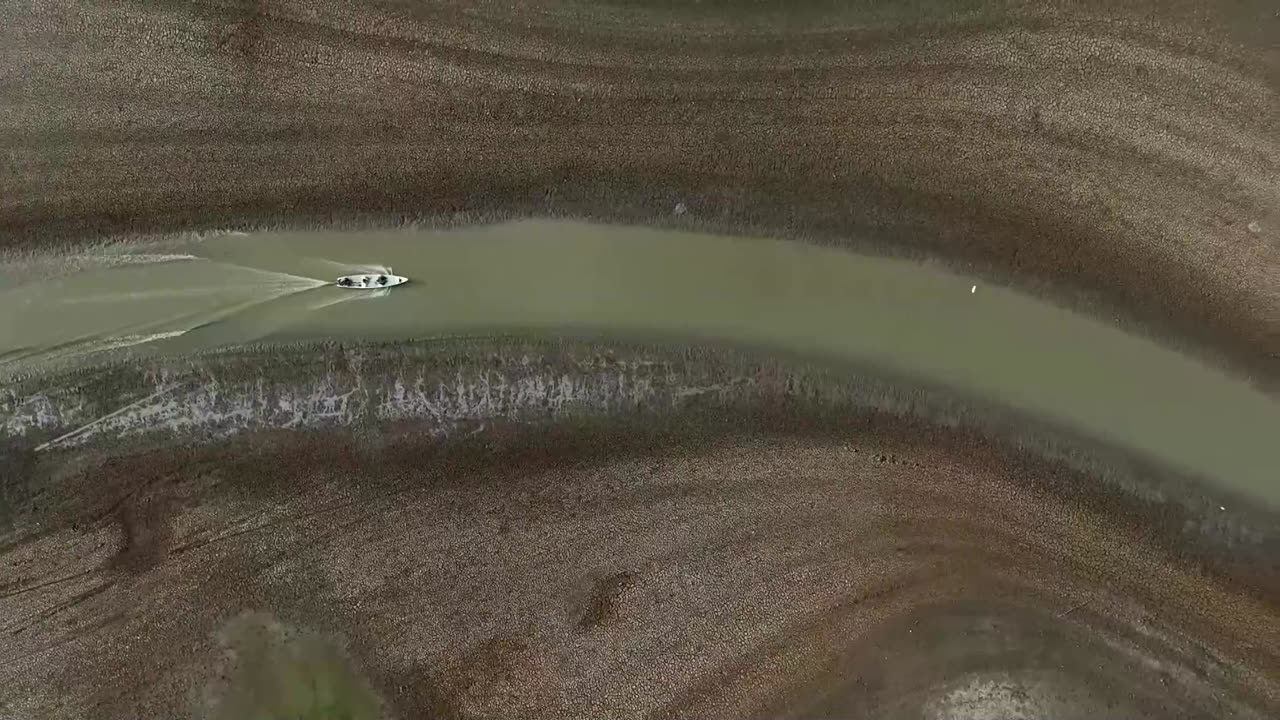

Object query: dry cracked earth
[1,1,1279,719]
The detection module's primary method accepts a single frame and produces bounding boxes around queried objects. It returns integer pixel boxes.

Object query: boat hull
[335,273,408,289]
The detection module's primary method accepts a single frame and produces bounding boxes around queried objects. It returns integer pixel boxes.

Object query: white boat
[335,273,408,289]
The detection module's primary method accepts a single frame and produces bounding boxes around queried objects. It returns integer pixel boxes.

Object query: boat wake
[307,287,393,312]
[52,282,319,304]
[0,251,201,287]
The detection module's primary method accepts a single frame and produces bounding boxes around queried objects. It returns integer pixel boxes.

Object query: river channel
[1,219,1276,506]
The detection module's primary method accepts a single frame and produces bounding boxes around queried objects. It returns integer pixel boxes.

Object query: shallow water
[1,219,1277,506]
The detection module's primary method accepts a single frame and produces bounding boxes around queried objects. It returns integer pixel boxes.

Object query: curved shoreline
[4,337,1277,596]
[6,220,1278,508]
[3,0,1277,388]
[6,205,1277,395]
[2,338,1277,719]
[4,2,1278,718]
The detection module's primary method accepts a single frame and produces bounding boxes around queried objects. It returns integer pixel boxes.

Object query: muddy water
[1,220,1277,505]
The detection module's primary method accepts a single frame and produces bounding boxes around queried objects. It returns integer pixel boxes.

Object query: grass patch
[206,613,381,720]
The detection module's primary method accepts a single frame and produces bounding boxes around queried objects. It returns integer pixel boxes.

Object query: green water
[1,220,1276,506]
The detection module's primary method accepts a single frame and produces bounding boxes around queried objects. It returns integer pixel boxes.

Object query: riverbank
[3,0,1277,386]
[1,338,1277,719]
[3,2,1278,717]
[4,337,1276,594]
[5,221,1279,511]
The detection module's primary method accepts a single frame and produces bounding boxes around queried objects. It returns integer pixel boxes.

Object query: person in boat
[377,275,388,285]
[338,277,353,286]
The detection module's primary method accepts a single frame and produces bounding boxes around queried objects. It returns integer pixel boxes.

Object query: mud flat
[2,0,1278,717]
[1,339,1277,720]
[2,0,1277,382]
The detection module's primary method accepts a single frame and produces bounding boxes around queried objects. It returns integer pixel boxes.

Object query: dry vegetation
[1,339,1278,718]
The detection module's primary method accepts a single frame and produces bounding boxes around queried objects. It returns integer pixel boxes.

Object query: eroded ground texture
[2,1,1279,719]
[1,342,1278,719]
[2,0,1277,380]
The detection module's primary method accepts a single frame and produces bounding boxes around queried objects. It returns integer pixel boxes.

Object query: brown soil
[576,571,638,632]
[1,412,1277,719]
[2,2,1278,717]
[2,0,1277,382]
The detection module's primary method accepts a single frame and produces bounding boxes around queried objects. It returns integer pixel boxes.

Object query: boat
[335,273,408,289]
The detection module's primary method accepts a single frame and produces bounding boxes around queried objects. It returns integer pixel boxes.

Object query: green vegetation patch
[205,613,381,720]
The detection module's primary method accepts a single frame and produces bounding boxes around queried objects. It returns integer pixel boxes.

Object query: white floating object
[971,285,977,294]
[336,273,408,289]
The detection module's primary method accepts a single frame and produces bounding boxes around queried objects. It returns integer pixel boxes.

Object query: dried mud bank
[2,339,1278,637]
[0,339,1278,719]
[2,0,1278,384]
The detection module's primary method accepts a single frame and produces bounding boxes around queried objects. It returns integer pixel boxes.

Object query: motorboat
[335,273,408,289]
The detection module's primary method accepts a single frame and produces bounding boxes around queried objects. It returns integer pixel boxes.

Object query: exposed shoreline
[7,207,1278,396]
[2,341,1277,718]
[3,2,1278,716]
[3,0,1277,388]
[5,337,1276,599]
